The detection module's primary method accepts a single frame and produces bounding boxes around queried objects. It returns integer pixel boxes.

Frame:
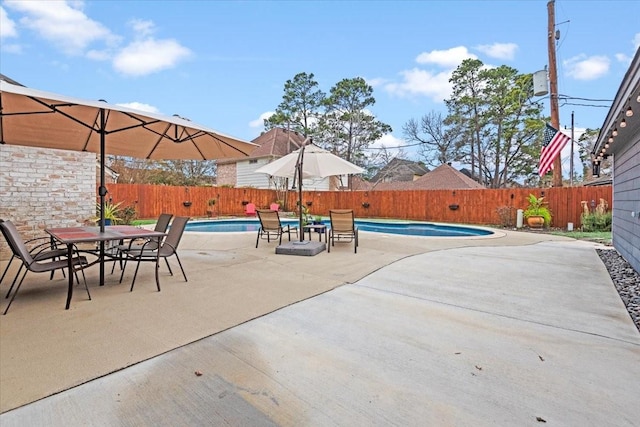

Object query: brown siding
[104,184,612,228]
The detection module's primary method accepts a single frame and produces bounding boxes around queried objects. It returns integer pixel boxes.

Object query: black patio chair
[110,213,173,273]
[0,219,90,314]
[119,216,189,292]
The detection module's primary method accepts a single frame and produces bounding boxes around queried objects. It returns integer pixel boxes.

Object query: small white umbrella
[255,143,365,179]
[255,141,364,241]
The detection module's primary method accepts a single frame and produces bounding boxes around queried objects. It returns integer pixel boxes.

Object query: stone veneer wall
[0,145,96,260]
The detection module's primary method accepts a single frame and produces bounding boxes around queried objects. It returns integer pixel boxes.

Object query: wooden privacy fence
[104,184,612,229]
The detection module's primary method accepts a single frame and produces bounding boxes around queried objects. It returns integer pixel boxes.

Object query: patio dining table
[45,225,166,309]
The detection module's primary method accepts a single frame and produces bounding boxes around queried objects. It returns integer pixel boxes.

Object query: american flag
[539,124,571,177]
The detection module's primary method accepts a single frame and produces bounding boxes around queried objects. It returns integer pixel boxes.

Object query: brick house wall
[0,145,96,260]
[216,162,236,187]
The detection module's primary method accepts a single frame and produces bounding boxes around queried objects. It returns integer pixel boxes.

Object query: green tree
[445,60,544,187]
[318,77,392,165]
[264,72,325,137]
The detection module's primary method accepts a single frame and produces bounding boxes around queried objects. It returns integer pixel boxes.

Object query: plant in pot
[206,198,217,218]
[95,201,122,226]
[523,194,552,229]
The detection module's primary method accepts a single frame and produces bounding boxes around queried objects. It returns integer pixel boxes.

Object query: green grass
[548,230,612,244]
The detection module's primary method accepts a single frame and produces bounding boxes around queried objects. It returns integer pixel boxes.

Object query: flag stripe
[539,124,571,177]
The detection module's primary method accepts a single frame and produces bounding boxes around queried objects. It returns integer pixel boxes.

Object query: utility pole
[547,0,562,187]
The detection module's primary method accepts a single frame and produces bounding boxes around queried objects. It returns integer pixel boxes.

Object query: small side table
[303,224,327,242]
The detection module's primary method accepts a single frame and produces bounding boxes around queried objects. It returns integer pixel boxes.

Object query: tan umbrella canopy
[0,80,256,160]
[0,79,257,281]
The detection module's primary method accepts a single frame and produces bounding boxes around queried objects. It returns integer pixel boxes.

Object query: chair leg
[5,265,24,298]
[154,257,161,292]
[256,229,261,248]
[130,258,142,292]
[173,254,188,282]
[0,256,15,286]
[3,270,28,315]
[164,257,173,276]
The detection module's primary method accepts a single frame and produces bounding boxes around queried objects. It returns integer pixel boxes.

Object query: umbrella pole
[98,108,106,286]
[297,145,305,242]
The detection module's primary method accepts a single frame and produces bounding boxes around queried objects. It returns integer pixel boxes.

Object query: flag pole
[547,0,563,187]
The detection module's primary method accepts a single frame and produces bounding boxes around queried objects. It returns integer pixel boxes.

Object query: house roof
[411,163,485,190]
[248,128,306,158]
[217,127,306,165]
[371,158,428,182]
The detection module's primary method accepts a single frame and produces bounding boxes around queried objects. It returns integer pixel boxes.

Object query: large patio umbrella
[255,140,364,241]
[0,79,257,281]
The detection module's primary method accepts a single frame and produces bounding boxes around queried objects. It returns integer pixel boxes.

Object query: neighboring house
[592,47,640,274]
[356,163,485,191]
[411,163,485,190]
[371,158,428,183]
[217,128,347,191]
[98,160,119,184]
[217,128,304,188]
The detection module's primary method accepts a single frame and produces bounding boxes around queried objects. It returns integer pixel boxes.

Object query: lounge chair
[0,219,90,314]
[245,203,257,216]
[255,209,298,247]
[119,216,189,292]
[328,209,359,253]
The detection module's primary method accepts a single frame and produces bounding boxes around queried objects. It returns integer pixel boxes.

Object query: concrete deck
[1,228,639,426]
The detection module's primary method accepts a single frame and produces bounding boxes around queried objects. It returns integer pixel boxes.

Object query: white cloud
[475,42,518,60]
[371,133,403,149]
[563,54,610,80]
[113,38,191,76]
[633,32,640,50]
[116,102,160,114]
[384,68,452,101]
[615,53,630,63]
[129,19,155,37]
[4,0,118,55]
[415,46,477,68]
[0,6,18,38]
[250,111,274,128]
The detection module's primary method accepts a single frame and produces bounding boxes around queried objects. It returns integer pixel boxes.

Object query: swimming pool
[185,219,493,237]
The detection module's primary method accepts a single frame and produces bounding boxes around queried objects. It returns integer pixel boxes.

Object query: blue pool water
[185,219,493,237]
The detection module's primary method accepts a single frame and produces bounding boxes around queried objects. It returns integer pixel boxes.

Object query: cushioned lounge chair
[119,216,189,292]
[0,219,90,314]
[328,209,359,253]
[256,209,298,247]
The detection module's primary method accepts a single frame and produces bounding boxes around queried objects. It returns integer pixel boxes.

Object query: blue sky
[1,0,639,165]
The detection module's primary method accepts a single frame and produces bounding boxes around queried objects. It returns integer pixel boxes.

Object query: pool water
[185,219,493,237]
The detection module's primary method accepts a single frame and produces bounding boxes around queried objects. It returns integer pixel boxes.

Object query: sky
[1,0,639,170]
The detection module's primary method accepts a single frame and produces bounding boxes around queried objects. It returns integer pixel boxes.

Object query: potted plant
[206,198,217,217]
[95,201,122,225]
[523,194,552,229]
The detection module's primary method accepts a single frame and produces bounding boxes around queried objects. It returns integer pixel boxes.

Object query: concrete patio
[1,227,639,426]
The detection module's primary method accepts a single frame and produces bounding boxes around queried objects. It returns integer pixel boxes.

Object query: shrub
[496,206,516,228]
[581,211,612,232]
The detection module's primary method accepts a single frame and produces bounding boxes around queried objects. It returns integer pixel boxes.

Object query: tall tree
[318,77,392,165]
[403,111,463,168]
[446,59,486,180]
[264,72,325,137]
[445,60,544,187]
